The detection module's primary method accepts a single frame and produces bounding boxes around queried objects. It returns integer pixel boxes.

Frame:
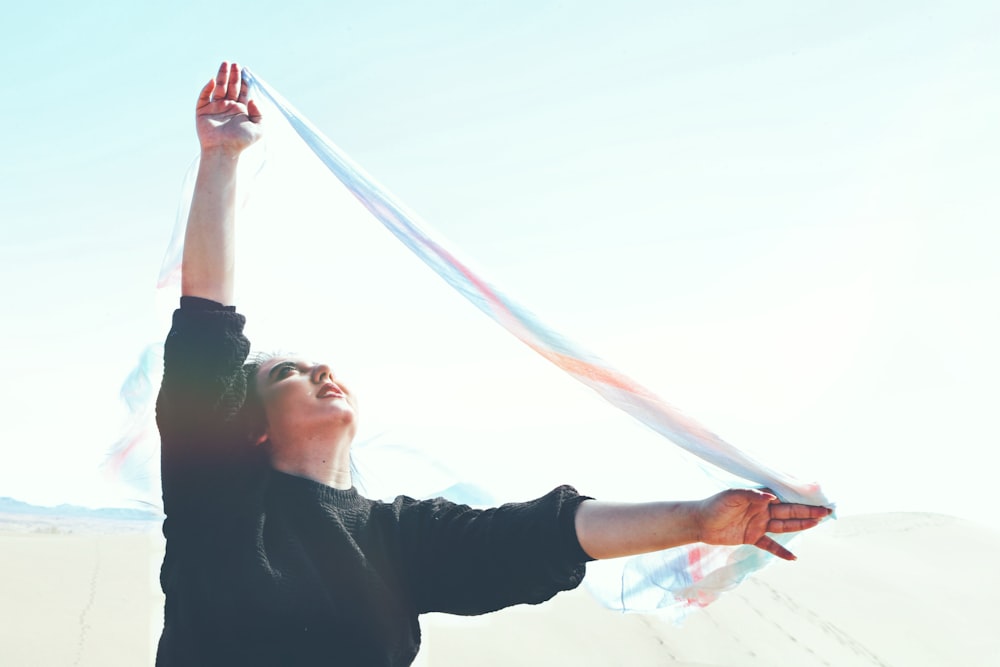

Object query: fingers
[212,61,230,102]
[246,99,263,123]
[240,71,262,122]
[770,503,833,521]
[200,61,258,119]
[226,62,241,100]
[766,501,832,534]
[755,487,778,501]
[238,70,251,104]
[755,535,796,561]
[196,79,214,110]
[208,61,244,102]
[768,517,823,533]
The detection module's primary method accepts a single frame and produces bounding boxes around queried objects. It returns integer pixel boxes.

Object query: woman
[155,61,831,667]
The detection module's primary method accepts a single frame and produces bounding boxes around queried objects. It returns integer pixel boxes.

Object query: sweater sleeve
[391,485,594,616]
[155,297,257,516]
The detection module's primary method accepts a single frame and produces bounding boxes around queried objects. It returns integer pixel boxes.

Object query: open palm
[195,62,262,153]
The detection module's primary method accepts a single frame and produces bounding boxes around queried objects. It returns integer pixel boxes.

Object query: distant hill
[0,497,159,522]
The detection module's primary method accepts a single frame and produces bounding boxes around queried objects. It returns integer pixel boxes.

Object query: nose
[312,363,333,384]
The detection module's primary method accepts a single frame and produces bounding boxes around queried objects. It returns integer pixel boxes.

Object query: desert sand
[2,512,997,666]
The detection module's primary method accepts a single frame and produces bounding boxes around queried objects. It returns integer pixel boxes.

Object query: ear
[254,431,269,447]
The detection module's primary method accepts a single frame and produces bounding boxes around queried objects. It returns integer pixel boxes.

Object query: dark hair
[236,353,274,444]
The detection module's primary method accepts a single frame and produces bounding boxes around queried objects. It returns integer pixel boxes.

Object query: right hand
[195,61,263,155]
[697,488,831,561]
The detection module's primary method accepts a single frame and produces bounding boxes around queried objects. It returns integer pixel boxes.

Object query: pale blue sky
[2,2,998,529]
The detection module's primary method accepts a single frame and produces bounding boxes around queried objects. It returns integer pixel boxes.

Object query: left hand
[697,488,832,560]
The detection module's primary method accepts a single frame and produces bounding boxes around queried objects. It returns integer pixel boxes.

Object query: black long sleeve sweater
[154,297,593,666]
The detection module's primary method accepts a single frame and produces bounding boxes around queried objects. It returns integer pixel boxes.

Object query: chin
[330,407,357,429]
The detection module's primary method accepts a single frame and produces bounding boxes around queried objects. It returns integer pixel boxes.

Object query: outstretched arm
[575,488,831,561]
[181,61,263,304]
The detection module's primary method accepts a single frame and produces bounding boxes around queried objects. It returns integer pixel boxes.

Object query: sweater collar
[269,469,369,509]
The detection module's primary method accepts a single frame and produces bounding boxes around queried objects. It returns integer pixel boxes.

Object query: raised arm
[157,63,263,514]
[182,61,263,304]
[575,488,832,561]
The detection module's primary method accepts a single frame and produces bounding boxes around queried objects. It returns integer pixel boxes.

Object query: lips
[317,383,345,399]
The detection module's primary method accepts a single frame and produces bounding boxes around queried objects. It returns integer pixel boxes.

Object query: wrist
[691,499,707,544]
[201,145,245,160]
[639,501,702,553]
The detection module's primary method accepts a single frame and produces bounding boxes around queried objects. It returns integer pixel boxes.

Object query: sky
[1,1,998,530]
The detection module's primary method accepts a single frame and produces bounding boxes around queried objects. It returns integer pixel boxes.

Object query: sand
[0,517,162,667]
[2,512,997,666]
[423,513,1000,666]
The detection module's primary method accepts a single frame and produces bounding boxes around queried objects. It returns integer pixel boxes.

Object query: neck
[267,433,354,490]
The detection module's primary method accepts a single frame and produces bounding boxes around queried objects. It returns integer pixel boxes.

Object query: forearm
[574,499,702,560]
[181,148,242,304]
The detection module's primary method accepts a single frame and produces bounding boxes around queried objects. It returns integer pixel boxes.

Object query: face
[254,357,358,447]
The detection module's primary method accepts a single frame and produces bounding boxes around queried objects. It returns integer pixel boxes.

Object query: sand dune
[2,512,996,666]
[424,513,1000,666]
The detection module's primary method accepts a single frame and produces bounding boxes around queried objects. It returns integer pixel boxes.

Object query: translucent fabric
[109,68,831,619]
